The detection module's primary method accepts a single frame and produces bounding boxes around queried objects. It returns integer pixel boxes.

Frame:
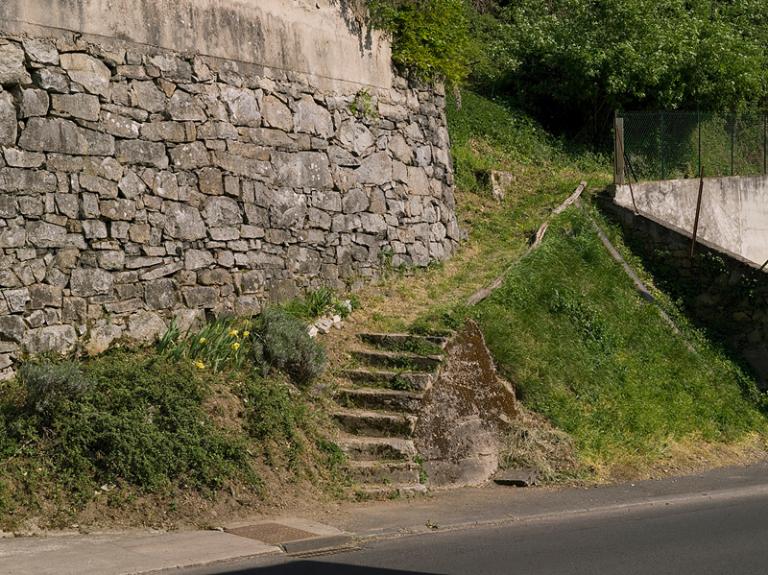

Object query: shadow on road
[215,561,441,575]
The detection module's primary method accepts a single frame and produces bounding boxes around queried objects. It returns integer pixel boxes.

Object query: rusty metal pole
[763,113,767,176]
[731,113,736,176]
[690,171,705,259]
[614,115,625,185]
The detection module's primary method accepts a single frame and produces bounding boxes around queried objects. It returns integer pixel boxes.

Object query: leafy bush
[256,308,327,387]
[20,361,91,419]
[367,0,475,84]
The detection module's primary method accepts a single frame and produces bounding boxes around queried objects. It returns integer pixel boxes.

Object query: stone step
[332,408,417,438]
[356,483,428,500]
[337,435,417,462]
[350,349,443,372]
[358,332,449,353]
[348,460,422,485]
[341,368,433,392]
[335,387,423,413]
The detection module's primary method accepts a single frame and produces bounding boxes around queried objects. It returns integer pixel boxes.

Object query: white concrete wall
[0,0,392,92]
[615,176,768,267]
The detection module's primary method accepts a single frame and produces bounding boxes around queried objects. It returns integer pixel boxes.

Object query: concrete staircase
[333,332,449,498]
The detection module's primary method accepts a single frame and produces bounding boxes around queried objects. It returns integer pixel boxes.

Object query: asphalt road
[189,487,768,575]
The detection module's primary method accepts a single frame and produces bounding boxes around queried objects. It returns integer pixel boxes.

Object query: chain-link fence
[614,111,768,183]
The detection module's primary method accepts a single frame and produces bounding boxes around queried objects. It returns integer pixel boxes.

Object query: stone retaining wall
[0,34,459,377]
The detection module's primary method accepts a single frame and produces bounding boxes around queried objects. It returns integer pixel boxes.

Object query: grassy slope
[475,206,767,479]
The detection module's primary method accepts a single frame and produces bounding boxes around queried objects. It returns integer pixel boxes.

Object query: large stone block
[202,196,242,227]
[273,151,332,189]
[168,91,206,121]
[19,118,115,156]
[20,89,49,118]
[70,268,114,297]
[116,140,168,168]
[130,81,167,113]
[60,53,112,97]
[51,93,101,121]
[295,95,333,137]
[27,221,68,248]
[0,167,57,192]
[126,310,167,343]
[221,86,261,127]
[0,91,17,146]
[0,42,29,86]
[163,202,207,240]
[356,151,393,186]
[262,95,293,131]
[23,325,77,355]
[338,121,374,156]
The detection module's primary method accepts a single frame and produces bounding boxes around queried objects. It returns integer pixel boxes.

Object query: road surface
[183,477,768,575]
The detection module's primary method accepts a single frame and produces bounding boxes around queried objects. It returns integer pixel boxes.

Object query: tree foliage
[368,0,768,140]
[498,0,768,135]
[367,0,476,84]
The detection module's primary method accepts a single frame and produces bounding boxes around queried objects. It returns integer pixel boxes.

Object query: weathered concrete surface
[0,0,392,91]
[414,321,518,488]
[615,176,768,267]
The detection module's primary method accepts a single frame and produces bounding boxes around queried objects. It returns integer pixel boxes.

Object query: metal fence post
[614,115,625,185]
[659,111,665,180]
[697,109,702,178]
[763,113,767,176]
[730,113,736,177]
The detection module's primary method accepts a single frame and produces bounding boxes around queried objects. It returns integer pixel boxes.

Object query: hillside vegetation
[348,90,768,481]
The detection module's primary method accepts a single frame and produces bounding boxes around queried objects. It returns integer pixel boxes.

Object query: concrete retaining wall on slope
[614,175,768,267]
[0,15,459,377]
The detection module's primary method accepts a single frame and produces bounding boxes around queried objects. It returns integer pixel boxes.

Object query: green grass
[473,206,767,475]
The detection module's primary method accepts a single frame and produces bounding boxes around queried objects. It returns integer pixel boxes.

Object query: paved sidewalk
[0,531,279,575]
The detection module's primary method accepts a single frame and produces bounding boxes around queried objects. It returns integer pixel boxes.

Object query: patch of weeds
[477,208,768,477]
[243,376,308,467]
[283,288,356,321]
[413,455,429,485]
[19,361,91,420]
[5,353,253,501]
[349,89,377,120]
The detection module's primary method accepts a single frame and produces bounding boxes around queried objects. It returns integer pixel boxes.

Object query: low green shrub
[256,308,327,387]
[19,361,91,419]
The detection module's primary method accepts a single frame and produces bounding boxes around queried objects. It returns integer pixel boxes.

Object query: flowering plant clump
[159,317,255,373]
